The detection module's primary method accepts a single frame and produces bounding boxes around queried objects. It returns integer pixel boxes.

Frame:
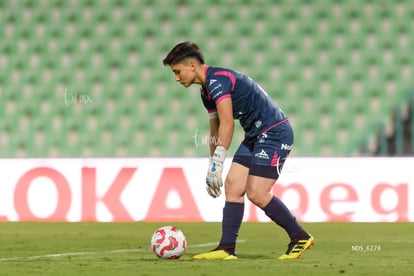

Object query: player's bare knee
[246,190,269,208]
[246,189,260,205]
[225,178,245,198]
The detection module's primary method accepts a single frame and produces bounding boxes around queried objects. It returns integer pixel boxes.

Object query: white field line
[0,240,247,262]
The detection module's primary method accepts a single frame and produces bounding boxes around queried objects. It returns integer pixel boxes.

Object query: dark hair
[162,41,205,66]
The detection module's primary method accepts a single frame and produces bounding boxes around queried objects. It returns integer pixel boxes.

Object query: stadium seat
[1,0,413,157]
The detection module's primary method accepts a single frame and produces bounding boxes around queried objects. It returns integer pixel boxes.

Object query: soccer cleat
[278,234,314,260]
[192,249,238,260]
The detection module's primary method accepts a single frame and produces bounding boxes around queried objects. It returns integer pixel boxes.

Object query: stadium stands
[0,0,413,157]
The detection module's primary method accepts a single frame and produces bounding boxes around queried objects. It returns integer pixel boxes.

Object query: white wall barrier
[0,158,412,222]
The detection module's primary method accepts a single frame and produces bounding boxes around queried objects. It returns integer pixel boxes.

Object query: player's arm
[207,97,234,155]
[209,116,219,157]
[205,97,233,198]
[216,97,234,150]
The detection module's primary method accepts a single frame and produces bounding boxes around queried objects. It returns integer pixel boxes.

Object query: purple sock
[262,196,303,240]
[218,202,244,254]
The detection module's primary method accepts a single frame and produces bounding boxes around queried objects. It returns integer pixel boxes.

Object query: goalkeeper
[163,41,314,260]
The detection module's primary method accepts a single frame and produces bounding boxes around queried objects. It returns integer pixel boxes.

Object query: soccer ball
[151,226,187,259]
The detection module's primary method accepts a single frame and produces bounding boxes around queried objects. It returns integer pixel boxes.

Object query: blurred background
[0,0,413,158]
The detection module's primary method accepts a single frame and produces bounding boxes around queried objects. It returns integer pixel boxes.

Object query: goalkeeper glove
[206,146,227,198]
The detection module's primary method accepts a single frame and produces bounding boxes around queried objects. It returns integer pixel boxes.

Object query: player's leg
[216,161,249,254]
[248,122,314,259]
[246,170,314,260]
[246,174,310,237]
[246,175,313,241]
[192,144,251,260]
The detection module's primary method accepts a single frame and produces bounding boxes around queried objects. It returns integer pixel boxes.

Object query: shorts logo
[255,149,269,159]
[281,143,293,150]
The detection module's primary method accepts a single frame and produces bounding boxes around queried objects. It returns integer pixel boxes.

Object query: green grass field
[0,222,413,275]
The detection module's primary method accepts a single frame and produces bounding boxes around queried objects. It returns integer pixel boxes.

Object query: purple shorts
[232,120,294,180]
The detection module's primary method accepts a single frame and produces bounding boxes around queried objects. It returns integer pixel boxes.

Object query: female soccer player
[163,41,314,260]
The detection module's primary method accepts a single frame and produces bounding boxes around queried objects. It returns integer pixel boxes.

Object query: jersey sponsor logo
[255,120,262,128]
[212,91,223,99]
[209,79,217,85]
[258,133,267,143]
[281,143,293,150]
[235,111,244,120]
[254,149,269,159]
[210,84,222,94]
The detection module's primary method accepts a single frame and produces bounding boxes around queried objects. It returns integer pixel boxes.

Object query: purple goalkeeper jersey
[200,66,288,140]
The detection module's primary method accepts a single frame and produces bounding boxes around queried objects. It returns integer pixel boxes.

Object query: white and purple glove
[206,146,227,198]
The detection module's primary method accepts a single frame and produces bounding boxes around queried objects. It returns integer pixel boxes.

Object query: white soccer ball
[151,226,187,259]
